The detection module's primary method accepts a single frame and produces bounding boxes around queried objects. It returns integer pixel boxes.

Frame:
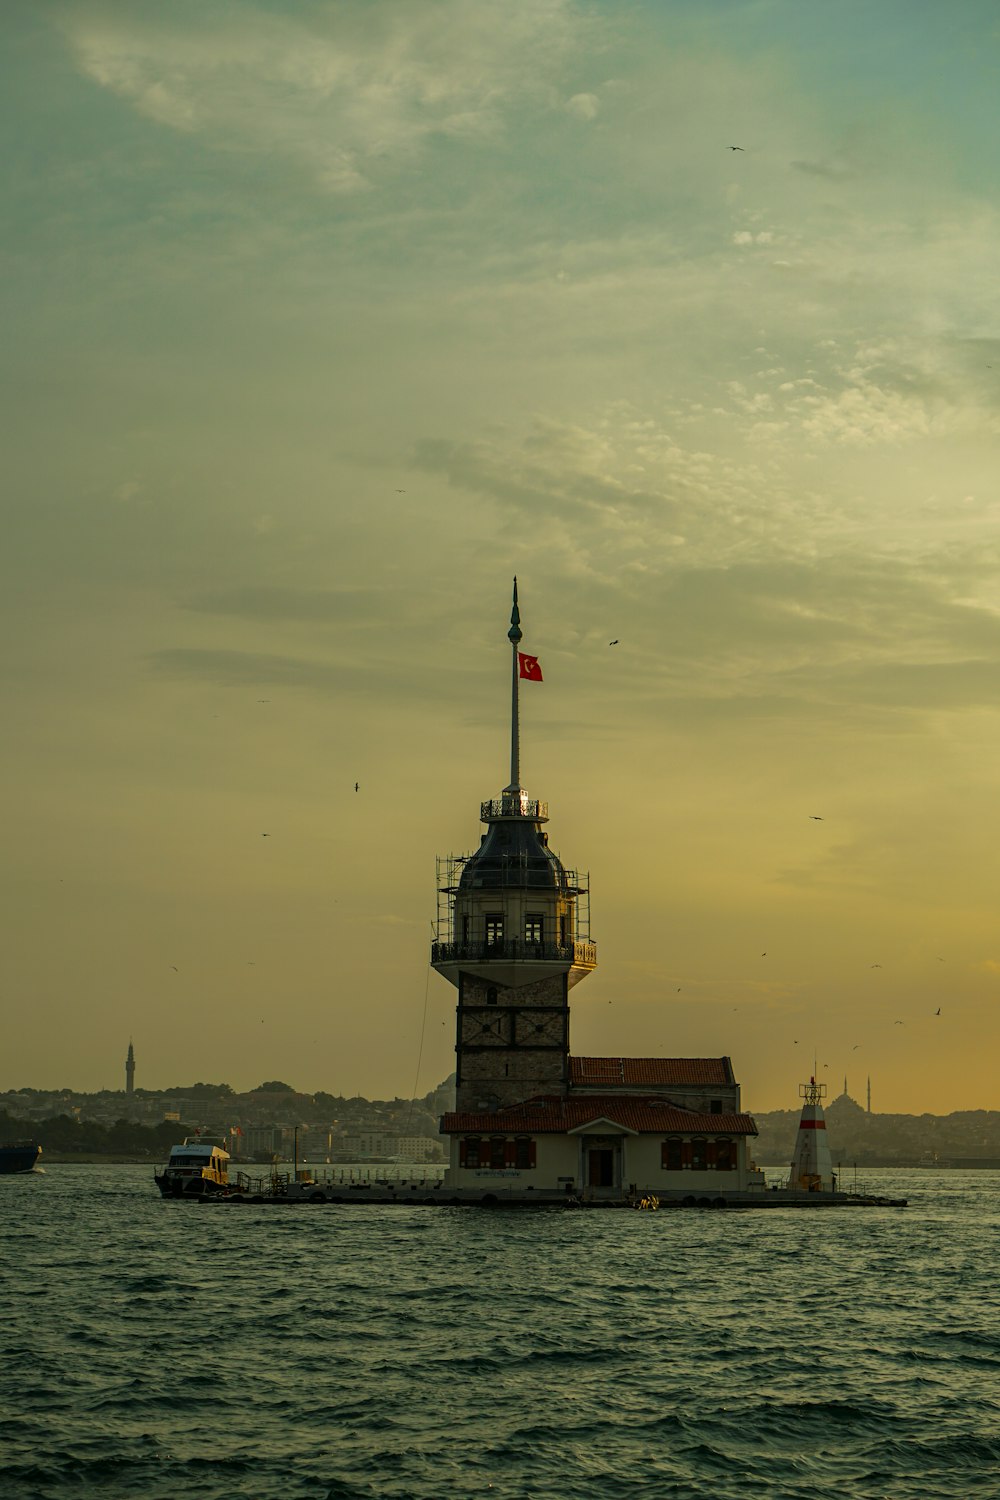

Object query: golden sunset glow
[4,2,1000,1112]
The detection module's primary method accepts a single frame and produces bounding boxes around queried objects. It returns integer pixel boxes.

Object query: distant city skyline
[3,2,1000,1112]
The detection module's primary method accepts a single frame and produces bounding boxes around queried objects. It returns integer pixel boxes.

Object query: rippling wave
[4,1166,1000,1497]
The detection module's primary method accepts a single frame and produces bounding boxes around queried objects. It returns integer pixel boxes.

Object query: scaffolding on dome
[432,852,592,949]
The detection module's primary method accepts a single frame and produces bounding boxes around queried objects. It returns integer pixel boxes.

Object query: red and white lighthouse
[788,1077,835,1192]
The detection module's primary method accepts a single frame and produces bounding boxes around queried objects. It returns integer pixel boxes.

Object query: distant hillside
[751,1093,1000,1166]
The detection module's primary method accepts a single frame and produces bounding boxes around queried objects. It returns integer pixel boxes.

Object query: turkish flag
[518,652,543,681]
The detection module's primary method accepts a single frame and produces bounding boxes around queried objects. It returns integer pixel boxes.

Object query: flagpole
[507,576,522,792]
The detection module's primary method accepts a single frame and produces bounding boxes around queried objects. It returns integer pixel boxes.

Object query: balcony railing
[480,797,548,822]
[431,939,597,967]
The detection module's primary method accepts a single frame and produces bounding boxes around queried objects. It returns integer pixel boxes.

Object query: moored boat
[155,1138,230,1198]
[0,1142,41,1174]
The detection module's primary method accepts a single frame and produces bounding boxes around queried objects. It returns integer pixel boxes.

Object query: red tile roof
[570,1057,734,1087]
[442,1094,757,1137]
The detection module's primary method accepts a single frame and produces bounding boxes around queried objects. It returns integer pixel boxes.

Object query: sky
[3,0,1000,1112]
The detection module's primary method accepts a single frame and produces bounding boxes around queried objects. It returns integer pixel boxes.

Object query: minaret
[867,1075,871,1113]
[125,1039,135,1096]
[432,580,597,1112]
[787,1076,835,1191]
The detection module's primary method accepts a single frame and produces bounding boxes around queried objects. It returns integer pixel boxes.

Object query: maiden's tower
[433,583,760,1202]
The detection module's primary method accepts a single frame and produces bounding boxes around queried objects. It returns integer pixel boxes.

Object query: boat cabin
[157,1137,230,1197]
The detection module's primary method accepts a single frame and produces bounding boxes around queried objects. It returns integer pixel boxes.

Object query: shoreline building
[433,583,759,1200]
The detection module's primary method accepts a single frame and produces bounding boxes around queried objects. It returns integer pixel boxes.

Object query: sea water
[3,1165,999,1499]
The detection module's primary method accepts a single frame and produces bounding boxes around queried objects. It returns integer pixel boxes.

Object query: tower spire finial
[508,576,522,645]
[506,577,522,791]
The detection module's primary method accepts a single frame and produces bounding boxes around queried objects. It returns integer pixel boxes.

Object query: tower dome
[457,807,566,893]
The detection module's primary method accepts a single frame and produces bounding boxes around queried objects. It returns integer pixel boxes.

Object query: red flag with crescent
[518,652,543,681]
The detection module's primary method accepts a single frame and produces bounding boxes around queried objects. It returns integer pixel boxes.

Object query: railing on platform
[480,797,548,822]
[431,938,597,967]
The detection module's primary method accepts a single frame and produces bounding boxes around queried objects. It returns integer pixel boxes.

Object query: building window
[710,1099,722,1113]
[716,1138,735,1171]
[485,915,504,945]
[559,915,567,946]
[691,1138,707,1170]
[661,1138,683,1171]
[489,1137,506,1169]
[462,915,470,943]
[525,914,543,944]
[514,1136,535,1170]
[463,1137,482,1168]
[486,987,498,1006]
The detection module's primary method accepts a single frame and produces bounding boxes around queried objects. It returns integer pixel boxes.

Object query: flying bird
[261,833,270,837]
[171,966,178,972]
[355,782,359,792]
[870,964,881,969]
[728,145,745,151]
[761,952,767,957]
[808,815,824,821]
[894,1020,904,1025]
[852,1045,860,1050]
[609,640,619,646]
[935,1007,941,1016]
[395,489,406,493]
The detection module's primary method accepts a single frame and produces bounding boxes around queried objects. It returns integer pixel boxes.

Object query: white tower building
[788,1076,835,1191]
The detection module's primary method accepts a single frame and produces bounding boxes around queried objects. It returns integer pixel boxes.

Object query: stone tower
[431,581,597,1111]
[125,1038,135,1096]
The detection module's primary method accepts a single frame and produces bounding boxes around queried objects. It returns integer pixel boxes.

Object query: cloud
[565,92,600,121]
[149,648,359,691]
[183,586,384,624]
[62,0,590,192]
[791,158,853,181]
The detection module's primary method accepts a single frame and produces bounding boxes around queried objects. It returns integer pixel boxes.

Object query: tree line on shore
[0,1109,192,1157]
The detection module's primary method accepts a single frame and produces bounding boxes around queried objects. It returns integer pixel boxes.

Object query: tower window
[485,915,503,945]
[710,1099,722,1114]
[525,914,543,944]
[559,915,567,946]
[462,915,470,943]
[486,987,498,1006]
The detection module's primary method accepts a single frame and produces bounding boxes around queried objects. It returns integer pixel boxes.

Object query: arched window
[691,1137,707,1170]
[715,1138,735,1171]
